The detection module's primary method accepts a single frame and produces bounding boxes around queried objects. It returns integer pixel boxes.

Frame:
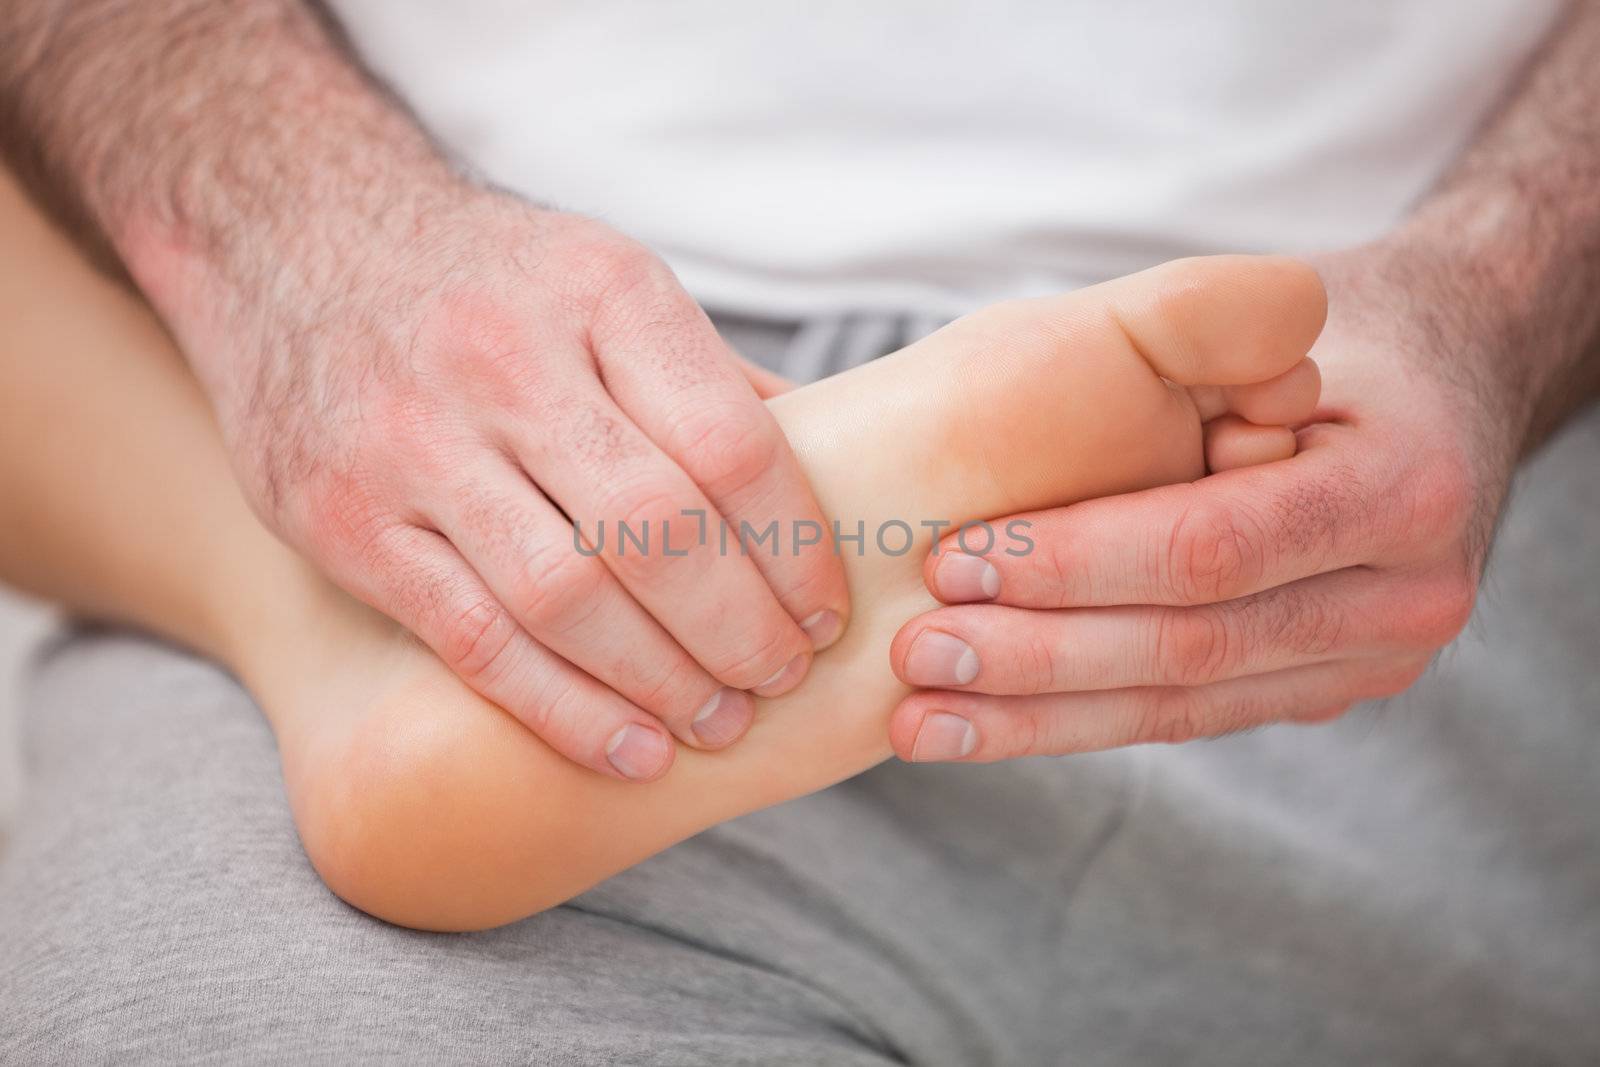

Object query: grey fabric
[1,314,1597,1065]
[0,590,51,842]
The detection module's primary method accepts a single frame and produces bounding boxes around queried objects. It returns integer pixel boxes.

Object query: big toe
[1104,254,1328,387]
[1192,355,1322,425]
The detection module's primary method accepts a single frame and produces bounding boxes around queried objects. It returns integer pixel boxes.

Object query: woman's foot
[251,255,1326,930]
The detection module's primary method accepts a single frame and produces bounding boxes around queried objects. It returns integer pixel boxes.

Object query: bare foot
[231,256,1324,930]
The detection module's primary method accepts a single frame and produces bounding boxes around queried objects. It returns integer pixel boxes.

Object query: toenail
[753,652,810,697]
[691,687,754,747]
[911,711,978,762]
[799,609,844,651]
[904,630,980,686]
[605,724,672,780]
[937,553,1000,602]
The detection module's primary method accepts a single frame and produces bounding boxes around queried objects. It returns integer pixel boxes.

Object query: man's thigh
[0,630,1132,1065]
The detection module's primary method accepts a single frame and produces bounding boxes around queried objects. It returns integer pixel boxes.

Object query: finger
[895,567,1440,695]
[925,421,1392,609]
[592,292,851,649]
[888,655,1430,762]
[1203,415,1297,472]
[434,463,754,749]
[339,522,676,781]
[508,379,813,696]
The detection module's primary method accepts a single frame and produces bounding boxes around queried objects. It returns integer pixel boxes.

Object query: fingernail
[911,711,978,762]
[605,724,672,780]
[753,652,810,697]
[937,553,1000,602]
[904,630,980,686]
[799,609,844,651]
[691,687,754,747]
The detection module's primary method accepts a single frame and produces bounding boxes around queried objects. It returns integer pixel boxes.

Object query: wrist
[115,110,462,339]
[7,3,469,375]
[1378,176,1600,455]
[1352,212,1583,461]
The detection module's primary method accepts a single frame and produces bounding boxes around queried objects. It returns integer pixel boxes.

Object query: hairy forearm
[1383,1,1600,453]
[0,1,459,314]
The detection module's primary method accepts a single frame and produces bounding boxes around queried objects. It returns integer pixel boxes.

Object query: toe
[1104,255,1328,387]
[1222,356,1322,425]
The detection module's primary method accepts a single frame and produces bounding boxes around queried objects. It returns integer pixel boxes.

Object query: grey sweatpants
[1,314,1597,1065]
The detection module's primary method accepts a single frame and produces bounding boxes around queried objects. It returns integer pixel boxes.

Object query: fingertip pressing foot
[689,686,757,748]
[604,722,675,780]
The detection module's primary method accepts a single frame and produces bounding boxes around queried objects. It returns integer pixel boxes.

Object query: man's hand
[0,2,848,781]
[885,0,1600,763]
[204,191,850,780]
[887,244,1512,760]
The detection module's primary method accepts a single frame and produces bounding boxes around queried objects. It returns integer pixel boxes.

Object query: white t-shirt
[328,1,1562,318]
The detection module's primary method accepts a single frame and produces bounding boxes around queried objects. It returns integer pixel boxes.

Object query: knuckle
[628,657,703,721]
[1134,687,1211,746]
[1294,702,1354,725]
[598,487,690,583]
[1013,701,1045,759]
[1406,444,1479,540]
[1391,442,1500,573]
[1259,587,1346,659]
[1164,501,1265,603]
[776,547,846,609]
[515,666,592,743]
[415,292,546,397]
[573,236,669,312]
[709,622,794,687]
[1370,657,1431,699]
[438,598,518,682]
[1154,608,1233,685]
[510,545,606,636]
[375,390,447,453]
[300,472,393,562]
[674,405,780,502]
[607,485,684,536]
[1012,631,1061,694]
[1037,532,1088,604]
[1407,575,1479,649]
[308,497,378,562]
[1294,591,1348,656]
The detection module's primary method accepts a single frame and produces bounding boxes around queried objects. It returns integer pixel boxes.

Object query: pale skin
[0,171,1324,931]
